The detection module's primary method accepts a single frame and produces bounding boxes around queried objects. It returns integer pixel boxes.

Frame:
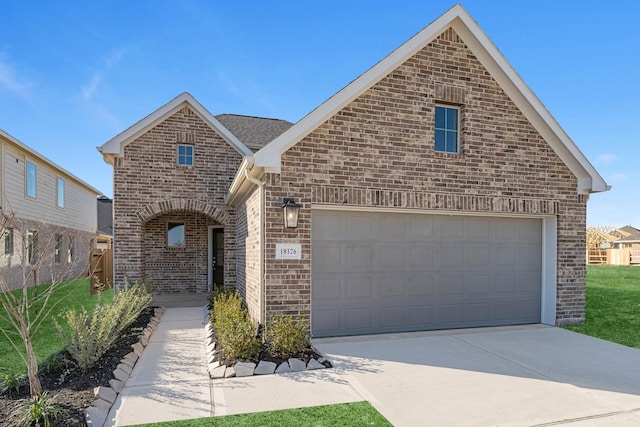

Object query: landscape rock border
[203,312,332,379]
[84,307,166,427]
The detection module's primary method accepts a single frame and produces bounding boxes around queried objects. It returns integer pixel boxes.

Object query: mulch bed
[0,308,153,427]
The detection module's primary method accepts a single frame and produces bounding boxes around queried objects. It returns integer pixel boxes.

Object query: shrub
[38,350,70,375]
[265,314,311,357]
[15,391,64,427]
[0,370,23,396]
[212,290,259,360]
[61,280,152,371]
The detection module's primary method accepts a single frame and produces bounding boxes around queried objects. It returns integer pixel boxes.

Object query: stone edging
[204,313,332,379]
[84,307,166,427]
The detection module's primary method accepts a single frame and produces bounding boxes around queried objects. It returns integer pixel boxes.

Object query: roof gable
[251,4,607,195]
[98,92,253,164]
[0,128,101,195]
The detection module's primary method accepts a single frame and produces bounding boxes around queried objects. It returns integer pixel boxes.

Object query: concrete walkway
[105,307,212,426]
[105,309,640,427]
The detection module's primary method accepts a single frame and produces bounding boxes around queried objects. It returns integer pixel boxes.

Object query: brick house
[99,5,607,337]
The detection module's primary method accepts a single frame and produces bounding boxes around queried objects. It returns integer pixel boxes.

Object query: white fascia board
[98,92,253,160]
[254,5,466,170]
[254,4,608,195]
[0,129,102,195]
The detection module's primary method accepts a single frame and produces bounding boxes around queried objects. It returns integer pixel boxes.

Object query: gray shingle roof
[617,226,640,243]
[215,114,293,152]
[97,196,113,236]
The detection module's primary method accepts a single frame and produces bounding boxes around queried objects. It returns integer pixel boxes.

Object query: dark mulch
[0,308,154,427]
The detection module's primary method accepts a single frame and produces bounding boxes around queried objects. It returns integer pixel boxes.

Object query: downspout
[244,167,266,326]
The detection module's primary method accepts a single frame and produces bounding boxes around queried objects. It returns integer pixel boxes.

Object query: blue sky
[0,1,638,227]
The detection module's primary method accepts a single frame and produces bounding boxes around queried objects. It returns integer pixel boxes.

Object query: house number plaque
[275,243,301,260]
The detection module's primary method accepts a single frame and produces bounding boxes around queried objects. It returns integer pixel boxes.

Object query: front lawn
[0,278,113,374]
[566,265,640,348]
[132,401,392,427]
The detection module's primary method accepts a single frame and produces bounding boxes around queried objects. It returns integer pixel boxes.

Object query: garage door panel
[407,305,434,326]
[466,303,490,322]
[408,216,434,238]
[407,245,434,267]
[313,278,341,301]
[406,275,434,296]
[312,211,542,337]
[465,244,490,267]
[376,307,406,328]
[343,307,372,330]
[313,246,341,270]
[345,215,373,239]
[378,276,406,297]
[345,245,373,269]
[378,216,406,239]
[377,245,406,268]
[437,274,465,296]
[441,245,464,266]
[345,277,373,298]
[465,275,490,293]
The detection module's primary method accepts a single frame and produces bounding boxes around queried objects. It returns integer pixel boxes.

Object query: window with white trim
[177,145,193,166]
[4,228,13,256]
[57,178,65,208]
[435,105,459,153]
[26,160,37,198]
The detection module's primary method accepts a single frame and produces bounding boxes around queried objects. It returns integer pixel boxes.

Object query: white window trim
[57,177,65,209]
[434,104,461,154]
[25,159,37,199]
[177,145,194,167]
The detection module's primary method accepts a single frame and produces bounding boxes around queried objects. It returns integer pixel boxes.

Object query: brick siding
[112,106,242,294]
[262,27,587,325]
[0,217,92,290]
[235,186,262,323]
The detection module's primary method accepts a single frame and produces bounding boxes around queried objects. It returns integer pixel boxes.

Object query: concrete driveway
[214,324,640,426]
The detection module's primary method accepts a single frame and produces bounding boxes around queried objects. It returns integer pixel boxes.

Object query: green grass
[566,265,640,348]
[132,402,391,427]
[0,278,113,374]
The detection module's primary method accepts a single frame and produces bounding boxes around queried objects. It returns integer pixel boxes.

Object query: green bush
[15,391,64,427]
[0,369,24,396]
[38,350,71,375]
[212,290,259,360]
[61,280,151,371]
[265,314,311,357]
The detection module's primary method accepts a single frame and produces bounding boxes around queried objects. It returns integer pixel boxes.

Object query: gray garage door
[312,211,542,337]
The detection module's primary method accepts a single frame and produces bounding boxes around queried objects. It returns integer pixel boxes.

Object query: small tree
[0,209,88,397]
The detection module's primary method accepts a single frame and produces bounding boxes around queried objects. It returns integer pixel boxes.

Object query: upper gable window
[57,178,65,208]
[177,145,193,167]
[435,105,459,154]
[26,160,37,198]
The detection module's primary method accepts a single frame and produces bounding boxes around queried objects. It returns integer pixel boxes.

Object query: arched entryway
[135,200,233,296]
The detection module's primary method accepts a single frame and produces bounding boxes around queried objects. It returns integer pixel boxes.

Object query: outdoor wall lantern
[282,198,301,229]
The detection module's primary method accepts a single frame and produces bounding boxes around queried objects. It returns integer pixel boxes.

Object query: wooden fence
[90,248,113,294]
[587,248,640,266]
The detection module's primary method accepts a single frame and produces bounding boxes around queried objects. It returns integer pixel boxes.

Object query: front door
[212,228,224,289]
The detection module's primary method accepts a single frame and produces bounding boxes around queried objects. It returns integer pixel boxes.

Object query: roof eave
[0,129,102,195]
[98,92,254,162]
[253,4,609,196]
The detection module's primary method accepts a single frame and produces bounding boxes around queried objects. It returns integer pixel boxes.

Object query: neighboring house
[98,5,607,337]
[614,225,640,249]
[97,195,113,249]
[0,129,101,290]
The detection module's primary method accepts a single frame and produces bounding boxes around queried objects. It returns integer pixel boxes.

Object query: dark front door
[212,228,224,288]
